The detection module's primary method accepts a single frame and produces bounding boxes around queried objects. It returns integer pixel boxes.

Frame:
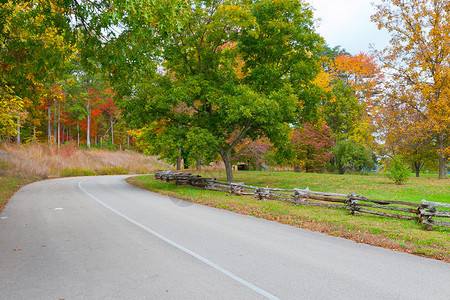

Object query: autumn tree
[377,88,438,177]
[290,122,335,173]
[65,71,110,148]
[311,48,380,174]
[102,96,119,145]
[0,0,74,144]
[333,53,384,107]
[0,86,24,140]
[372,0,450,179]
[232,137,272,171]
[331,53,383,146]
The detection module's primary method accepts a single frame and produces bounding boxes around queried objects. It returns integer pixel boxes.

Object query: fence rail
[155,170,450,230]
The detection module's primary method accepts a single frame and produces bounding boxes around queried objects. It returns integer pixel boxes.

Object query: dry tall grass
[0,142,170,179]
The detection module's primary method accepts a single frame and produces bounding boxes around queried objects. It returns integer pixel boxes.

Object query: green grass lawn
[203,170,450,203]
[127,170,450,262]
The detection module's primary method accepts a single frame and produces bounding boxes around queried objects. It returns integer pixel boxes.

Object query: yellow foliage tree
[313,53,382,148]
[0,83,24,138]
[0,0,74,143]
[372,0,450,179]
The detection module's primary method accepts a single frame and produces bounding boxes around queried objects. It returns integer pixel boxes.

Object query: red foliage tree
[232,137,272,170]
[290,123,335,173]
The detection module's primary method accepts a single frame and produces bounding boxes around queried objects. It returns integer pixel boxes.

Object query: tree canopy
[372,0,450,179]
[91,0,323,181]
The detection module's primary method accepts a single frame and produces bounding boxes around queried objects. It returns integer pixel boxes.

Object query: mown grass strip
[0,176,37,212]
[127,173,450,262]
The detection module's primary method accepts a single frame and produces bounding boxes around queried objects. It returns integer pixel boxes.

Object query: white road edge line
[78,179,279,300]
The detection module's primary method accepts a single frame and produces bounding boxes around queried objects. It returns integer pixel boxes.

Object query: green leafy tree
[322,80,364,140]
[91,0,323,181]
[330,139,376,174]
[185,128,220,170]
[386,155,410,185]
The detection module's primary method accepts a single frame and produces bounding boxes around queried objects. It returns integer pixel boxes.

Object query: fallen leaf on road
[42,245,47,247]
[14,248,21,251]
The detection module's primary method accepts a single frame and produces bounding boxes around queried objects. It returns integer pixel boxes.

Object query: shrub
[97,167,129,175]
[61,168,97,177]
[386,156,410,185]
[329,139,376,174]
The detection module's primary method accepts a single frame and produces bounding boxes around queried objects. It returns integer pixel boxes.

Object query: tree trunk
[220,148,234,182]
[53,100,57,143]
[176,145,182,170]
[57,101,61,148]
[196,157,202,171]
[111,119,114,145]
[438,132,446,179]
[77,121,80,147]
[48,106,52,143]
[33,125,36,143]
[414,162,422,178]
[15,117,20,145]
[86,98,91,148]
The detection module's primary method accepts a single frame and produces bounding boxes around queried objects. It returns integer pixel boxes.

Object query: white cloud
[307,0,390,54]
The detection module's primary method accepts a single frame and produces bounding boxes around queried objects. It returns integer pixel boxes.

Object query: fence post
[346,192,360,216]
[254,187,268,201]
[205,178,217,190]
[293,188,307,205]
[418,200,434,231]
[230,182,244,195]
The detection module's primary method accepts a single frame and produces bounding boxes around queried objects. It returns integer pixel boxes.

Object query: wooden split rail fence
[155,170,450,230]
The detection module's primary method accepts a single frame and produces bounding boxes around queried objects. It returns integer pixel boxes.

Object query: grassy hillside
[0,142,169,212]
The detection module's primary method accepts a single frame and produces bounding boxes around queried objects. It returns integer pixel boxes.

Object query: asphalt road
[0,176,449,299]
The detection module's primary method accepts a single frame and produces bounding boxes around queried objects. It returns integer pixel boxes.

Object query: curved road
[0,176,449,299]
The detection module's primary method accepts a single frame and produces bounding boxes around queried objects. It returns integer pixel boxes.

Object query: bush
[97,167,129,175]
[329,139,376,174]
[386,156,410,185]
[61,168,97,177]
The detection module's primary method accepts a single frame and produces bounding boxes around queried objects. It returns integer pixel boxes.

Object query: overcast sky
[307,0,391,55]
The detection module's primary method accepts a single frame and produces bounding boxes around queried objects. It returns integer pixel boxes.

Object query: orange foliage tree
[313,50,383,147]
[333,53,384,109]
[372,0,450,178]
